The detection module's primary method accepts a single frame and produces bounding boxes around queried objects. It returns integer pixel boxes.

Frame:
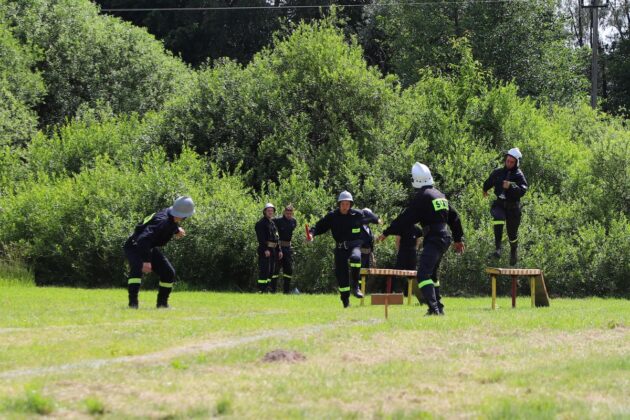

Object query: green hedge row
[0,14,627,296]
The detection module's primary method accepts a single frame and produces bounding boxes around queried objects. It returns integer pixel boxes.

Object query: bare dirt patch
[262,349,306,363]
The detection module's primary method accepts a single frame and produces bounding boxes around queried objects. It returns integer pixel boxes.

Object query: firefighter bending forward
[123,196,195,309]
[307,191,365,308]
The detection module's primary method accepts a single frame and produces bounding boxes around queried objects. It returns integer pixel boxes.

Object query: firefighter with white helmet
[483,148,528,265]
[255,203,282,293]
[307,191,366,308]
[378,163,465,315]
[123,196,195,308]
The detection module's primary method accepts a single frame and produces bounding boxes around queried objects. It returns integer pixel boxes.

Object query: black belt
[336,240,361,250]
[422,223,447,237]
[279,240,291,247]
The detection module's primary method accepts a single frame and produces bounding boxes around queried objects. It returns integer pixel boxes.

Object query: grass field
[1,276,629,419]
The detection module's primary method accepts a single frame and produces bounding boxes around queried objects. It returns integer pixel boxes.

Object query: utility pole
[581,0,609,109]
[591,0,599,108]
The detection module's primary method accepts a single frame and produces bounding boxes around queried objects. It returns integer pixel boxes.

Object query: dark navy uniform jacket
[125,209,180,262]
[383,186,464,242]
[274,216,297,242]
[483,167,528,202]
[311,208,365,244]
[360,209,380,248]
[399,225,423,251]
[255,217,280,253]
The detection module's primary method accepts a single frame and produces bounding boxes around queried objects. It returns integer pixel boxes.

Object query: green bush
[0,149,262,289]
[158,16,398,191]
[0,12,628,296]
[1,0,191,126]
[0,19,44,146]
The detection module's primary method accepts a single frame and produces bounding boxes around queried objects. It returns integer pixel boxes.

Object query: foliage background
[0,0,628,297]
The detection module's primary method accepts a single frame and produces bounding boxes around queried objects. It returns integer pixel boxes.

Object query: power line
[101,0,534,12]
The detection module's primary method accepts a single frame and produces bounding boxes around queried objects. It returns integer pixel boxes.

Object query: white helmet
[507,147,522,161]
[263,203,275,214]
[337,191,354,203]
[169,196,195,218]
[411,162,434,188]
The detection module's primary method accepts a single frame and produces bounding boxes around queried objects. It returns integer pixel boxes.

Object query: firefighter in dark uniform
[394,224,423,294]
[273,204,298,294]
[359,208,382,291]
[307,191,365,308]
[255,203,282,293]
[483,147,528,266]
[359,208,381,269]
[123,196,195,309]
[378,163,464,315]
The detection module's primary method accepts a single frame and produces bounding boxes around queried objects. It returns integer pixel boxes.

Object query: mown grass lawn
[0,277,628,419]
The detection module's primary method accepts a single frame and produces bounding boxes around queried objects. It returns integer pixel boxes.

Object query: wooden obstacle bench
[359,268,417,306]
[485,267,550,310]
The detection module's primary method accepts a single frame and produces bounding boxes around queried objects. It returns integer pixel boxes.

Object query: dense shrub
[0,19,44,146]
[0,0,191,127]
[0,13,627,296]
[0,150,261,289]
[157,16,398,191]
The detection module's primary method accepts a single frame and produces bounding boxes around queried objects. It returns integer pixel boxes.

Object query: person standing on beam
[483,148,528,266]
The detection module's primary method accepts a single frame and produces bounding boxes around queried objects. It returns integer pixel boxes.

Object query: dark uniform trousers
[124,245,175,307]
[395,248,417,294]
[491,200,522,250]
[258,248,278,293]
[417,235,451,312]
[334,240,363,306]
[273,246,293,294]
[359,246,372,291]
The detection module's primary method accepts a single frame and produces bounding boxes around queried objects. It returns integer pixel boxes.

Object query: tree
[0,18,44,146]
[1,0,191,127]
[364,0,589,104]
[95,0,373,66]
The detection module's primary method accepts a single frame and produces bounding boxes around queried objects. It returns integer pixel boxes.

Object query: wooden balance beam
[359,268,417,307]
[485,267,550,309]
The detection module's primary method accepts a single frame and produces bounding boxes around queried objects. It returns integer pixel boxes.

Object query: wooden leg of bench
[530,276,536,308]
[491,275,497,310]
[361,275,366,306]
[407,278,413,305]
[511,275,517,308]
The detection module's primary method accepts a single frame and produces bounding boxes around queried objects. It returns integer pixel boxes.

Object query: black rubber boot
[435,286,445,315]
[489,248,502,259]
[282,275,291,294]
[340,291,350,308]
[270,275,278,294]
[352,282,364,299]
[489,224,503,259]
[350,266,363,298]
[257,281,268,293]
[494,224,503,249]
[156,286,171,308]
[420,283,440,315]
[128,284,140,308]
[509,243,518,266]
